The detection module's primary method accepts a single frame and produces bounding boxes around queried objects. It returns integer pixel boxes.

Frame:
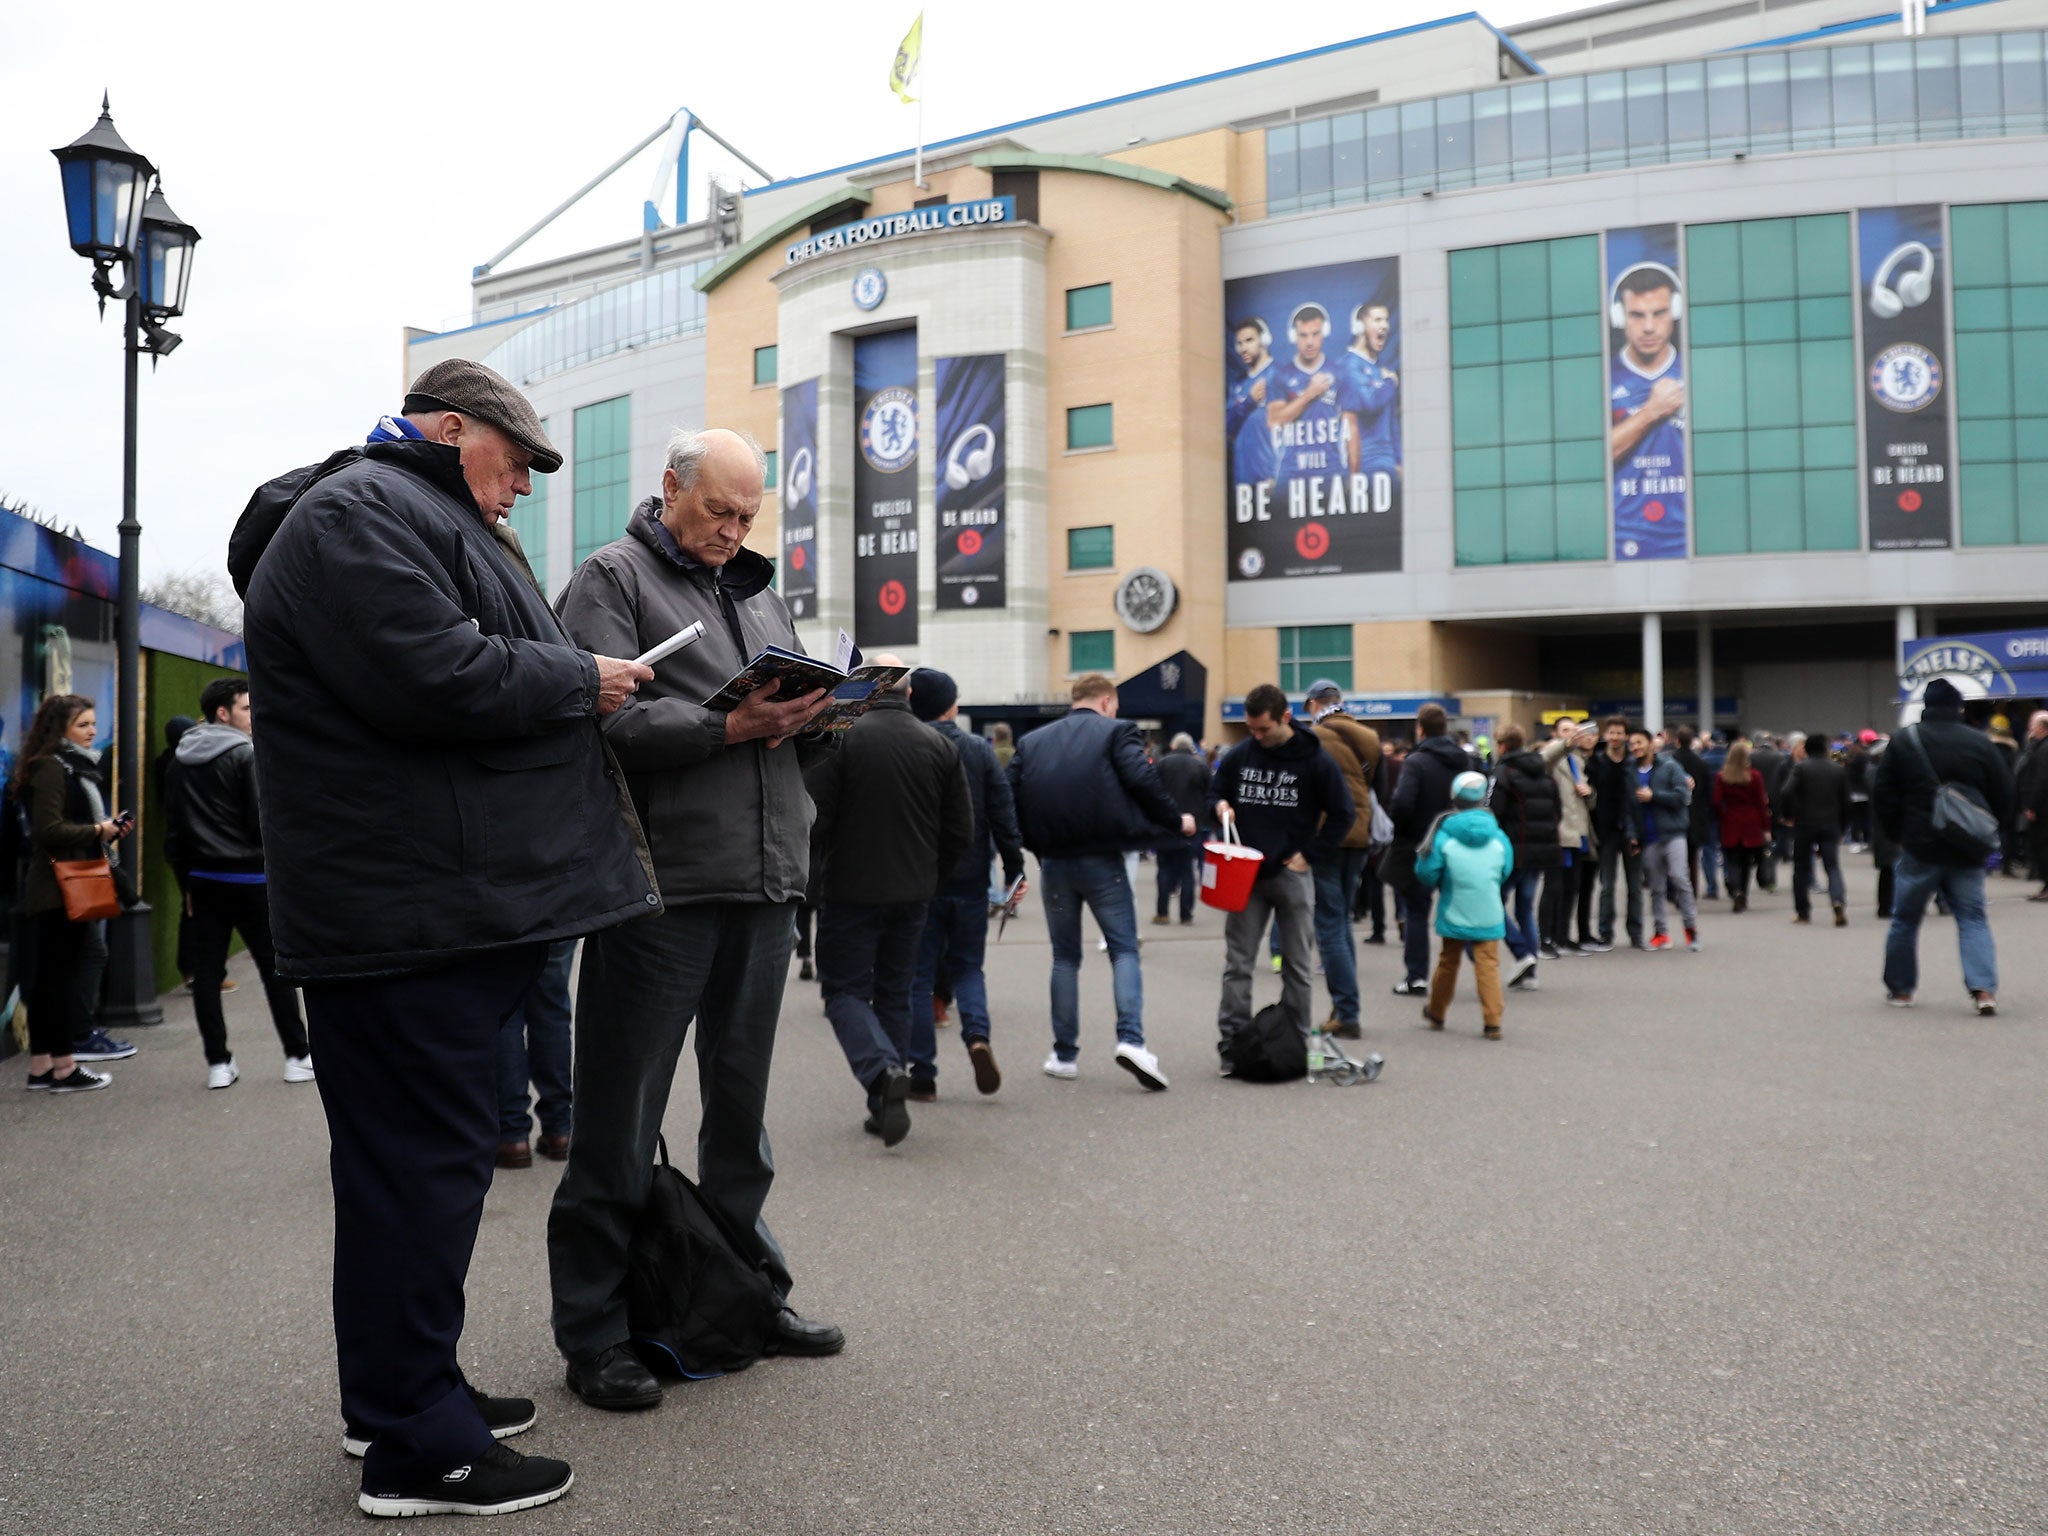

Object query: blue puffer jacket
[1007,707,1184,858]
[1415,807,1514,940]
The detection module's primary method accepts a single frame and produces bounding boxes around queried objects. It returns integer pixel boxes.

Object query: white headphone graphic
[1870,241,1935,318]
[786,446,812,503]
[943,424,995,491]
[1288,302,1329,344]
[1351,300,1388,341]
[1609,262,1685,329]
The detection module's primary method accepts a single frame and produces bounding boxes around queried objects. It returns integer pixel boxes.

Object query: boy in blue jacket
[1415,771,1514,1040]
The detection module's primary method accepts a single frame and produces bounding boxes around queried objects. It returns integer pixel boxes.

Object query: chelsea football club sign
[785,197,1017,268]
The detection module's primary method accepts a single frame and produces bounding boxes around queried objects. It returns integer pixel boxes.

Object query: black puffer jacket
[806,698,972,905]
[238,437,659,981]
[1007,708,1183,858]
[1873,706,2016,868]
[1491,748,1562,870]
[1389,734,1470,845]
[168,722,263,876]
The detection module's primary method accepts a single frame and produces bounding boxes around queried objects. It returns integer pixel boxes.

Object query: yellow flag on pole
[890,13,923,103]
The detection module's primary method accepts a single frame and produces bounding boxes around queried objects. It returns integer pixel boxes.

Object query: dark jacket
[17,755,107,917]
[2026,739,2048,822]
[1209,722,1354,868]
[1154,747,1212,827]
[1491,748,1562,870]
[1007,707,1183,859]
[558,500,830,907]
[168,722,264,876]
[930,718,1023,894]
[1712,770,1771,848]
[1751,744,1790,815]
[1783,756,1851,832]
[1873,707,2017,867]
[1311,713,1381,852]
[239,437,659,982]
[1674,747,1713,837]
[1388,733,1469,846]
[806,697,972,906]
[1586,747,1645,845]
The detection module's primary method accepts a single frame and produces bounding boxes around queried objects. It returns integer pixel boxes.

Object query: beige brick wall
[704,245,785,560]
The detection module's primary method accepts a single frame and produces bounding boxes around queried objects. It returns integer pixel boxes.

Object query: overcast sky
[0,0,1552,582]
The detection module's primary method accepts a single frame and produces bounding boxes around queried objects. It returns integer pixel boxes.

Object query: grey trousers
[547,901,797,1364]
[1220,867,1316,1040]
[1642,834,1697,935]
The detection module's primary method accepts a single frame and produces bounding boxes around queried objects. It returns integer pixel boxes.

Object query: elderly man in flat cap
[232,358,660,1519]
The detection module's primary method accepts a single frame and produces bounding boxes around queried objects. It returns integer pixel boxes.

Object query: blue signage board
[785,197,1017,268]
[1898,629,2048,699]
[1222,693,1458,722]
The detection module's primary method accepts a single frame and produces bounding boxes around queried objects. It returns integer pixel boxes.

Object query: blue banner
[852,328,919,646]
[779,378,818,621]
[1899,630,2048,699]
[1607,223,1688,561]
[1860,204,1953,550]
[934,354,1005,610]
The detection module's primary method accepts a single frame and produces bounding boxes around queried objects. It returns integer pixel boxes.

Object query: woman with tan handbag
[14,693,131,1092]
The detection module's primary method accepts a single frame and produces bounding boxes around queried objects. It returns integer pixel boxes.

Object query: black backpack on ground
[1223,1001,1308,1082]
[626,1135,781,1378]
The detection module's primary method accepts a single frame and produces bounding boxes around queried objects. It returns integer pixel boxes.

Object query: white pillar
[1895,604,1919,650]
[1642,612,1664,734]
[1697,621,1714,736]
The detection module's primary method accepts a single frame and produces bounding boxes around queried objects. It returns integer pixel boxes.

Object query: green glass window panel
[1549,314,1602,357]
[1748,427,1801,471]
[1745,299,1798,344]
[2012,328,2048,406]
[1960,461,2018,544]
[2017,461,2048,543]
[1691,347,1747,431]
[1802,469,1860,549]
[1803,424,1858,468]
[1278,626,1353,692]
[1066,404,1113,449]
[1554,437,1607,481]
[1499,318,1551,362]
[1747,343,1801,425]
[508,419,550,591]
[1549,235,1599,314]
[1455,447,1504,488]
[763,449,778,490]
[1799,340,1856,424]
[753,345,778,387]
[1066,283,1113,330]
[1451,366,1502,448]
[1503,484,1556,562]
[1793,214,1849,295]
[1740,220,1797,302]
[2018,418,2048,462]
[1554,481,1608,560]
[1693,474,1749,554]
[1449,247,1500,325]
[1960,417,2016,462]
[1957,332,2014,416]
[1456,488,1507,565]
[2011,286,2048,328]
[1500,362,1551,443]
[1069,630,1114,673]
[1548,357,1602,435]
[1452,326,1501,366]
[1503,443,1552,485]
[1498,242,1551,322]
[572,395,632,564]
[1950,205,2008,289]
[1687,224,1742,304]
[1690,303,1743,346]
[1954,288,2010,332]
[1067,524,1114,569]
[1693,430,1747,474]
[1796,295,1854,339]
[1748,471,1806,552]
[2009,204,2048,286]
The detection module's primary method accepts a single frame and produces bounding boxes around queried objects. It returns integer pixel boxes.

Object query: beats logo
[1295,524,1331,560]
[790,546,807,570]
[879,580,907,616]
[957,529,983,557]
[1899,490,1923,513]
[1644,501,1666,523]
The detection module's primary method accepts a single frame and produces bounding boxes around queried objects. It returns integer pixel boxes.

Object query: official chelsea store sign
[785,197,1017,268]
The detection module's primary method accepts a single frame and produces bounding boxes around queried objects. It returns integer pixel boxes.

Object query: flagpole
[915,14,927,188]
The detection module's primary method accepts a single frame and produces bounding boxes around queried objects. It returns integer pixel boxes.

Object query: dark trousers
[26,912,88,1056]
[308,945,546,1494]
[189,878,308,1067]
[548,903,797,1365]
[818,899,928,1105]
[498,939,575,1141]
[909,889,992,1085]
[794,901,815,961]
[1574,855,1598,942]
[1355,858,1386,935]
[1401,884,1434,985]
[1792,829,1846,919]
[1597,840,1644,944]
[1877,859,1896,915]
[1722,844,1763,902]
[1540,859,1579,948]
[1155,836,1198,920]
[74,918,107,1037]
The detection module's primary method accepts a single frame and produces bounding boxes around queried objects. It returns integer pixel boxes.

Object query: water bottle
[1306,1029,1325,1083]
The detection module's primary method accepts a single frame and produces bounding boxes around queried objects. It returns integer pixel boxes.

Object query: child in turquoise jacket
[1414,770,1515,1039]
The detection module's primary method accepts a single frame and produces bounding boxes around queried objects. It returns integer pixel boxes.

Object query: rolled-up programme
[634,620,707,668]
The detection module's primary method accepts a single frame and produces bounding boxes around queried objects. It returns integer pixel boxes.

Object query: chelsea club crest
[852,267,887,311]
[861,386,919,473]
[1869,343,1942,413]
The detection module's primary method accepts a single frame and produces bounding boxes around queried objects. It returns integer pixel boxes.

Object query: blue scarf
[367,413,425,445]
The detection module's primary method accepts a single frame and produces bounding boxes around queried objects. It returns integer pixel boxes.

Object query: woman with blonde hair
[1712,739,1771,914]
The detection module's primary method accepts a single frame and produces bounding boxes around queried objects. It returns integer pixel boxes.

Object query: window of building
[753,345,778,387]
[1066,403,1113,450]
[573,396,632,566]
[992,168,1039,224]
[1065,284,1113,332]
[507,416,550,592]
[1069,630,1114,674]
[1685,214,1859,555]
[1067,525,1114,570]
[1277,626,1353,694]
[763,449,778,492]
[1447,235,1608,565]
[1952,199,2048,545]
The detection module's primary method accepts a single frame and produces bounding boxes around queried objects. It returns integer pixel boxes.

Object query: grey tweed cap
[404,358,562,474]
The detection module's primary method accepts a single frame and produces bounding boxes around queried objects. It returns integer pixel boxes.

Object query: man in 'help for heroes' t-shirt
[1609,266,1687,560]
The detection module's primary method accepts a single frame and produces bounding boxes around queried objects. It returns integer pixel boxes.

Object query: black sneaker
[1390,978,1428,997]
[26,1068,55,1091]
[874,1068,911,1146]
[1580,938,1614,953]
[47,1065,111,1093]
[357,1442,572,1518]
[344,1385,536,1458]
[71,1029,138,1061]
[1538,943,1561,961]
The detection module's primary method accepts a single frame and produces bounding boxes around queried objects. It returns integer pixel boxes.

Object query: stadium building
[406,0,2048,741]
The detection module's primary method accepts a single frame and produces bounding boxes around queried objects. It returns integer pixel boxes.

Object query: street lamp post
[52,97,200,1030]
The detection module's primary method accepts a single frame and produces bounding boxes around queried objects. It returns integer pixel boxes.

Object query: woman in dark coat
[1712,740,1771,913]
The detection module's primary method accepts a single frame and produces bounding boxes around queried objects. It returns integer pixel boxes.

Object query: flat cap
[405,358,562,474]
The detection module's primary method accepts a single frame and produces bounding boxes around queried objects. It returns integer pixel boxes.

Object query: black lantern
[138,182,199,321]
[51,94,155,272]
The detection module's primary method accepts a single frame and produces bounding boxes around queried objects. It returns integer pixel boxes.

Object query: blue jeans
[817,900,928,1103]
[909,888,992,1084]
[1310,846,1368,1026]
[1040,853,1144,1061]
[1401,883,1435,985]
[1500,868,1542,961]
[498,939,576,1141]
[1884,852,1997,997]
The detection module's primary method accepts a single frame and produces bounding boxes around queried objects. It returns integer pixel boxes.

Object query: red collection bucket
[1200,820,1265,913]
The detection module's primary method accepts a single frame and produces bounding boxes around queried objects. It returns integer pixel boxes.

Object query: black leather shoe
[566,1344,663,1410]
[875,1067,911,1147]
[765,1306,844,1357]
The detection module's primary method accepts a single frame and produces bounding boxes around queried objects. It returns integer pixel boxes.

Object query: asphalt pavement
[2,859,2043,1535]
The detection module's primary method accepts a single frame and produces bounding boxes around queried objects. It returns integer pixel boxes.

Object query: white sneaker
[1113,1042,1169,1091]
[207,1059,240,1091]
[1042,1053,1078,1080]
[282,1056,316,1083]
[1505,952,1537,986]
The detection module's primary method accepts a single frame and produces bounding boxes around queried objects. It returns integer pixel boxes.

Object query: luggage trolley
[1307,1029,1384,1086]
